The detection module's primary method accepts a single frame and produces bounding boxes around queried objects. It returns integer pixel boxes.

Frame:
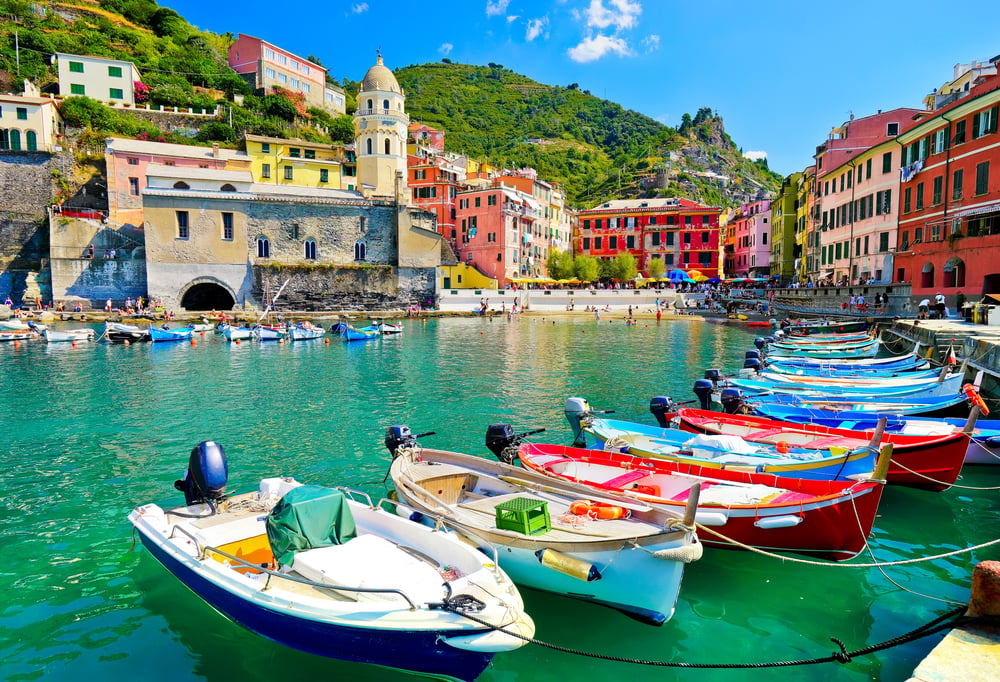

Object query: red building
[408,153,460,241]
[575,198,721,275]
[894,72,1000,300]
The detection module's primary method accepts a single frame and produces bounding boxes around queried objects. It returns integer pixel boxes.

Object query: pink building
[228,34,329,111]
[812,109,922,282]
[105,138,250,227]
[729,199,771,277]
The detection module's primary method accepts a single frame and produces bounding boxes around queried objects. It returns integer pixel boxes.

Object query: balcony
[356,108,409,122]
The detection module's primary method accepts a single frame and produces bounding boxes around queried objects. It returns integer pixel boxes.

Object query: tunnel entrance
[180,282,235,311]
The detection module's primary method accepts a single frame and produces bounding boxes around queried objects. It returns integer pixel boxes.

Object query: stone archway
[178,278,236,311]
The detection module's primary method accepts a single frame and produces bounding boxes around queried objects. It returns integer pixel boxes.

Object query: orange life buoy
[593,503,629,520]
[963,384,990,415]
[569,500,594,516]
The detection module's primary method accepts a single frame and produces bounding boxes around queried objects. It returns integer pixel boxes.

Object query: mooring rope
[444,602,987,668]
[889,460,1000,491]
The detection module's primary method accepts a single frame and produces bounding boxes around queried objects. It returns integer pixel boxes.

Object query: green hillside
[396,62,783,207]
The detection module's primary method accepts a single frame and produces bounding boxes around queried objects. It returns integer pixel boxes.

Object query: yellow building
[244,134,354,190]
[440,263,498,290]
[0,94,63,152]
[795,166,815,282]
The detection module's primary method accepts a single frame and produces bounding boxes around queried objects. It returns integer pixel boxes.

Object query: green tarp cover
[266,485,357,566]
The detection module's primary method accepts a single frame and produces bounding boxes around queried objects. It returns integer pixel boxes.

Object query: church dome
[362,54,400,94]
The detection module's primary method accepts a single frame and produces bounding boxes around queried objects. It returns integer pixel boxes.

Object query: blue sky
[165,0,999,176]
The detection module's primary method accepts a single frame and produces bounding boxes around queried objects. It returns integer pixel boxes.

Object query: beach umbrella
[692,274,709,282]
[686,270,703,278]
[707,277,722,283]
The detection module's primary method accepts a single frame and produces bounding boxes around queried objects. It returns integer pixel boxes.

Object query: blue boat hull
[137,530,493,682]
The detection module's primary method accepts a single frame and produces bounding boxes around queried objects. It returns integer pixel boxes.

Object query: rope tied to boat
[889,460,1000,491]
[445,602,995,668]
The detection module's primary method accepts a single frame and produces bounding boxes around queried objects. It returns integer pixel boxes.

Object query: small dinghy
[129,442,534,682]
[289,322,326,341]
[219,323,253,341]
[105,321,151,343]
[44,328,96,343]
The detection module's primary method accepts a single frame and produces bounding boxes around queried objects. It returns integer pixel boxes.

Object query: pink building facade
[105,138,250,227]
[228,34,328,111]
[729,199,770,277]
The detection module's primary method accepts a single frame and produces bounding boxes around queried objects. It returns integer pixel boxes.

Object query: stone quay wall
[772,283,914,317]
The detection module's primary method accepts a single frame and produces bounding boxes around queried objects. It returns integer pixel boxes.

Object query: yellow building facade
[244,134,350,190]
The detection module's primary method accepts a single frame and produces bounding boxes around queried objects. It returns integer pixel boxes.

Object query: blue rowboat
[129,448,534,682]
[784,320,869,335]
[749,391,972,418]
[763,352,927,371]
[341,325,379,342]
[150,325,194,342]
[765,359,931,377]
[578,416,879,482]
[766,339,881,359]
[726,372,964,399]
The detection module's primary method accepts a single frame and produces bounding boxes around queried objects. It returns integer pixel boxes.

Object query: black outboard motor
[174,440,229,506]
[693,379,714,410]
[743,358,762,373]
[764,335,776,344]
[485,424,546,464]
[704,368,722,385]
[384,425,417,457]
[745,350,761,361]
[649,396,678,427]
[720,388,744,414]
[753,336,766,350]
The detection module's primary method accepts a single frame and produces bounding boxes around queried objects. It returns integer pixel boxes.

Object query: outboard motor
[764,335,776,344]
[564,396,613,446]
[693,379,714,410]
[753,336,766,350]
[720,388,744,414]
[745,350,761,361]
[773,329,785,339]
[485,423,547,464]
[743,358,762,373]
[704,368,722,385]
[384,425,416,457]
[174,440,229,506]
[649,396,678,427]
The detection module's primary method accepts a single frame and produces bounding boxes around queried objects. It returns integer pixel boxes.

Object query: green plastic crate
[494,497,550,535]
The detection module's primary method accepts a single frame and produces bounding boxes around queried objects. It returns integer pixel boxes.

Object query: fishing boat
[150,325,194,343]
[516,441,890,561]
[725,371,964,399]
[219,323,253,341]
[0,330,34,342]
[360,322,403,335]
[764,337,881,359]
[44,328,96,343]
[768,331,875,345]
[104,322,151,343]
[747,403,999,465]
[341,325,379,342]
[762,352,928,372]
[783,319,869,335]
[191,322,215,333]
[764,359,933,378]
[672,407,972,491]
[387,429,702,626]
[288,322,326,341]
[129,442,534,682]
[570,411,882,483]
[253,325,288,341]
[0,319,45,332]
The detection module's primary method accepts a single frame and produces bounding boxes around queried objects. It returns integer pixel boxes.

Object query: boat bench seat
[600,470,648,488]
[292,533,447,605]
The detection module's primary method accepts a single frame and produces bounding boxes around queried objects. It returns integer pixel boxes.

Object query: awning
[823,270,834,278]
[522,195,542,211]
[952,202,1000,218]
[501,188,521,203]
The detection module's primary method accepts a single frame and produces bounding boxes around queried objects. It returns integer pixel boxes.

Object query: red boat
[673,407,970,492]
[517,442,890,561]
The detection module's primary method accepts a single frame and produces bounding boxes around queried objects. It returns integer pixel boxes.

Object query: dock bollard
[967,560,1000,617]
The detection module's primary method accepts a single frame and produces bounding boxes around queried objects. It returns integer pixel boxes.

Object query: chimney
[212,143,220,158]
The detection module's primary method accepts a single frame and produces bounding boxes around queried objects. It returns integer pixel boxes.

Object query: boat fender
[651,540,703,564]
[534,549,602,582]
[753,515,803,530]
[694,511,728,526]
[984,436,1000,448]
[775,441,790,454]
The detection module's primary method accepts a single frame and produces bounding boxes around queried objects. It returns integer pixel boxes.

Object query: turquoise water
[1,317,997,681]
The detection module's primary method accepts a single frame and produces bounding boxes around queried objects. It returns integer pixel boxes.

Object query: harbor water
[1,317,997,681]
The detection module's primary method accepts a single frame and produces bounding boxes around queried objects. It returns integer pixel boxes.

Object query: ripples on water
[0,317,996,681]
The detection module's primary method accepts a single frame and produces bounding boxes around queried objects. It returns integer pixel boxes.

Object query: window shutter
[973,112,981,137]
[990,106,999,134]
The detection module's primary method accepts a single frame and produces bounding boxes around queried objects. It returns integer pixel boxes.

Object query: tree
[574,255,599,283]
[647,257,665,280]
[678,113,693,136]
[263,94,299,122]
[196,121,237,143]
[441,58,452,64]
[609,252,638,282]
[328,115,355,144]
[546,250,574,280]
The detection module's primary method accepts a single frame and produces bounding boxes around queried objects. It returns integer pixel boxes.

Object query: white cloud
[642,34,659,53]
[439,43,454,56]
[351,2,368,13]
[584,0,642,31]
[486,0,511,17]
[526,17,549,42]
[744,151,768,161]
[567,34,632,63]
[507,14,520,23]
